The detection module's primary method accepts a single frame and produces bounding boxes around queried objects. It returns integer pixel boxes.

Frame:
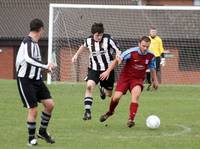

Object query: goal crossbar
[49,4,200,10]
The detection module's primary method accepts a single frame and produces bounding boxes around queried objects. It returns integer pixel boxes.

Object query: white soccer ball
[146,115,160,129]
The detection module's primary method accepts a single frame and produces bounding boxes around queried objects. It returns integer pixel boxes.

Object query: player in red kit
[99,36,158,127]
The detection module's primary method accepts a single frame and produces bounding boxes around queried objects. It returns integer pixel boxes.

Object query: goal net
[48,4,200,84]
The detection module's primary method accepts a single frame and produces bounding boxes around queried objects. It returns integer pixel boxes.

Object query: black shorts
[17,77,52,108]
[85,68,115,91]
[155,57,161,72]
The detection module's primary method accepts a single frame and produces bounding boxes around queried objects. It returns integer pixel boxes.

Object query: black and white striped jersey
[83,34,119,71]
[16,36,48,80]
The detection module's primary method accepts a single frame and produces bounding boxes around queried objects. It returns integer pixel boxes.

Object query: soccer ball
[146,115,160,129]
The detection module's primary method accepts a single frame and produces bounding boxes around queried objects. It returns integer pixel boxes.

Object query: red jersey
[119,47,155,80]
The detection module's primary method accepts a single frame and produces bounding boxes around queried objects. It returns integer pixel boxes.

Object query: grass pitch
[0,79,200,149]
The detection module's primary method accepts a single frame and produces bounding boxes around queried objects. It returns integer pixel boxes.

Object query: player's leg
[99,70,115,100]
[38,99,55,144]
[156,57,161,83]
[36,81,55,144]
[146,69,152,91]
[83,68,99,120]
[83,79,96,120]
[127,83,143,128]
[99,85,106,100]
[99,91,123,122]
[100,76,129,122]
[16,77,38,146]
[27,108,38,146]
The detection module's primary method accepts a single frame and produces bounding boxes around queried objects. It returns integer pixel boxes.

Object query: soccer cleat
[37,131,55,144]
[99,86,106,100]
[146,84,152,91]
[83,111,92,120]
[127,119,135,128]
[99,112,113,122]
[27,138,38,146]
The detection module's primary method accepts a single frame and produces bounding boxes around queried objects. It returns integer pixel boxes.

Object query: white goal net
[48,4,200,84]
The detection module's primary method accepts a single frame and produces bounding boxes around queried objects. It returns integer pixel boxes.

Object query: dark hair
[139,36,151,43]
[30,18,44,32]
[91,22,104,34]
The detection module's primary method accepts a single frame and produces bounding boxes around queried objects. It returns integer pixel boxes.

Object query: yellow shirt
[149,36,164,57]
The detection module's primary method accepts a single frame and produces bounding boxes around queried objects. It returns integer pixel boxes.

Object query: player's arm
[72,45,88,63]
[148,58,158,89]
[99,58,119,80]
[151,69,158,90]
[24,42,49,69]
[109,37,121,57]
[159,38,164,54]
[100,49,131,80]
[159,38,166,66]
[24,43,55,72]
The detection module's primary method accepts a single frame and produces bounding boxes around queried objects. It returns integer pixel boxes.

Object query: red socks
[129,102,138,121]
[108,99,138,121]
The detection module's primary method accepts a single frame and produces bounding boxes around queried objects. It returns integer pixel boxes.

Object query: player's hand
[115,54,122,64]
[160,58,166,66]
[72,54,78,63]
[152,80,159,90]
[47,63,55,73]
[116,50,121,59]
[100,71,110,81]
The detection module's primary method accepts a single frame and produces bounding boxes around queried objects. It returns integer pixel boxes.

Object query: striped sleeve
[83,39,87,48]
[24,42,48,69]
[109,37,120,52]
[83,36,91,48]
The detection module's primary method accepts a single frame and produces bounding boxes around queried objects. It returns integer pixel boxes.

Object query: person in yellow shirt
[146,27,165,90]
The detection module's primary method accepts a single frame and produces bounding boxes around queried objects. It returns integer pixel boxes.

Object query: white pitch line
[56,124,192,140]
[161,124,191,137]
[104,124,191,139]
[54,124,192,140]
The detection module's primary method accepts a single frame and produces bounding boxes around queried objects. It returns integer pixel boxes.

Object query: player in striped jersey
[72,23,121,120]
[16,19,55,146]
[99,36,158,127]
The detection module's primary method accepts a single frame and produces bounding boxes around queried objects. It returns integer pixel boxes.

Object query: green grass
[0,79,200,149]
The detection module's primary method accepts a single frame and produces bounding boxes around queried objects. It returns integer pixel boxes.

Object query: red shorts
[115,75,144,94]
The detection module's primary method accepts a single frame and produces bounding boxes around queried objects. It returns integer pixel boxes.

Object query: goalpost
[47,4,200,85]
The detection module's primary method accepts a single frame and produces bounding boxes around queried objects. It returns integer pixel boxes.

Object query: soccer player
[16,18,55,146]
[146,27,165,90]
[72,22,121,120]
[99,36,158,128]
